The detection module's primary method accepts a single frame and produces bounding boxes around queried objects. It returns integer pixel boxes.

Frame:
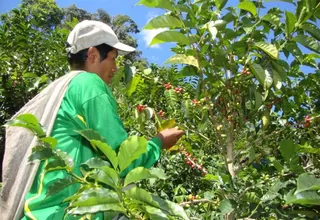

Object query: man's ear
[87,47,99,64]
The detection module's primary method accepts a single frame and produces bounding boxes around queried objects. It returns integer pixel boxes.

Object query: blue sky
[0,0,316,71]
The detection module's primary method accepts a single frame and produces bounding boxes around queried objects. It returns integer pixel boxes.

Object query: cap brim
[112,42,136,55]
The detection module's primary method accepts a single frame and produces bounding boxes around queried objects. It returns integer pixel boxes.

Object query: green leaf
[28,146,55,161]
[272,69,282,90]
[296,173,320,194]
[75,129,106,143]
[82,157,111,170]
[293,35,320,53]
[68,204,125,215]
[250,64,273,90]
[285,11,296,37]
[45,159,69,172]
[254,41,279,60]
[237,1,257,16]
[70,188,119,207]
[271,61,287,81]
[124,167,166,187]
[136,0,175,11]
[144,206,168,220]
[144,15,183,30]
[55,150,74,172]
[214,0,228,10]
[125,187,189,219]
[89,168,119,190]
[302,23,320,41]
[47,176,78,197]
[285,189,320,205]
[280,139,297,162]
[262,14,281,27]
[207,22,218,41]
[5,113,46,137]
[218,199,234,215]
[91,140,118,169]
[127,75,141,97]
[118,136,148,172]
[40,137,57,149]
[261,180,289,203]
[254,90,263,110]
[150,31,189,46]
[124,64,135,84]
[164,54,199,69]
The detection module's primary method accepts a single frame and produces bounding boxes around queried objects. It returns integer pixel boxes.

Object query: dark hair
[66,43,114,70]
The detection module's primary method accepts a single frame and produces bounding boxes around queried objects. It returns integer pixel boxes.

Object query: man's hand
[155,127,184,150]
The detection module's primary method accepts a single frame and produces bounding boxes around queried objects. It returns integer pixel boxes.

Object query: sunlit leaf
[70,188,119,207]
[89,168,119,190]
[285,11,296,37]
[144,15,182,30]
[293,35,320,53]
[280,139,297,162]
[136,0,175,11]
[28,146,54,162]
[164,54,199,69]
[82,157,111,170]
[68,204,125,215]
[296,173,320,194]
[118,136,148,172]
[150,31,189,46]
[124,167,166,187]
[157,119,176,132]
[254,41,279,60]
[254,90,263,110]
[302,23,320,41]
[285,189,320,205]
[40,137,57,149]
[218,199,234,214]
[237,1,257,16]
[127,75,141,97]
[91,140,118,169]
[250,63,273,90]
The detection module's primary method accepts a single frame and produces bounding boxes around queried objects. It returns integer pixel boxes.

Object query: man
[2,20,184,219]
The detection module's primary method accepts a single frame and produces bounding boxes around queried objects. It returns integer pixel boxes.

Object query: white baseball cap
[66,20,135,55]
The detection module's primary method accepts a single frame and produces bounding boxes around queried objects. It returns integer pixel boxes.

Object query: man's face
[98,48,118,84]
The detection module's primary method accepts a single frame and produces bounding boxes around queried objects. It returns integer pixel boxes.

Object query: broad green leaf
[125,187,189,219]
[302,23,320,41]
[237,1,257,16]
[262,110,271,130]
[70,188,119,207]
[151,195,189,220]
[55,150,74,172]
[164,89,177,110]
[293,35,320,53]
[262,14,281,27]
[214,0,228,10]
[285,189,320,205]
[144,15,182,30]
[272,159,283,172]
[250,63,273,90]
[124,64,135,84]
[254,90,263,110]
[218,199,234,214]
[40,137,57,149]
[75,129,106,143]
[45,159,69,172]
[280,139,297,162]
[285,11,296,37]
[68,204,125,215]
[144,206,168,220]
[150,31,189,46]
[271,61,287,81]
[118,136,148,172]
[261,180,289,202]
[28,146,55,161]
[125,187,160,208]
[157,119,176,132]
[143,68,152,75]
[5,113,46,137]
[254,41,279,60]
[47,176,78,197]
[124,167,166,187]
[272,69,282,90]
[82,157,111,170]
[165,54,199,69]
[91,140,118,169]
[127,75,141,97]
[89,168,119,190]
[136,0,175,11]
[296,173,320,194]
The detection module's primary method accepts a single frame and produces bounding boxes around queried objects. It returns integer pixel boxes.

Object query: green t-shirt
[23,72,162,220]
